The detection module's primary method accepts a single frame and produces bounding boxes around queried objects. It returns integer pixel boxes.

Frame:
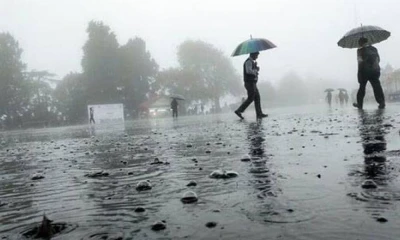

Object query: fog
[1,0,400,128]
[3,2,400,239]
[2,0,399,86]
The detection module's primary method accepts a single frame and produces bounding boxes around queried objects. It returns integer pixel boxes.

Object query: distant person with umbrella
[344,91,349,105]
[338,88,348,105]
[325,89,333,106]
[338,89,345,106]
[170,94,184,118]
[338,25,390,109]
[171,98,178,118]
[232,37,276,119]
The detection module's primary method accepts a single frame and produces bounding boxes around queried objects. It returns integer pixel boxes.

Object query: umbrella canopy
[338,88,347,92]
[325,88,334,92]
[231,37,276,57]
[337,25,390,49]
[169,94,185,100]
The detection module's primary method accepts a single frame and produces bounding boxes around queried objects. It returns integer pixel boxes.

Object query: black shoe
[234,110,244,119]
[352,103,362,109]
[257,113,268,119]
[378,104,385,109]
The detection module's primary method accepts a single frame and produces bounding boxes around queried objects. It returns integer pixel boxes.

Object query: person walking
[234,52,268,119]
[326,91,332,106]
[344,91,349,105]
[353,37,385,109]
[89,107,95,124]
[171,98,178,118]
[339,90,345,106]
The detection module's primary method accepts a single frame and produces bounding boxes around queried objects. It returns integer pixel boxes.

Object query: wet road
[0,104,400,240]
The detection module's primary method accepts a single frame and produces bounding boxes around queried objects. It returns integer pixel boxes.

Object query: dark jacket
[357,45,380,74]
[171,99,178,109]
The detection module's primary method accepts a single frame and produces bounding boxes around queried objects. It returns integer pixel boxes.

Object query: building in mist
[381,64,400,101]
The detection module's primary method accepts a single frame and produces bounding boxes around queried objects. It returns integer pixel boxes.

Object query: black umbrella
[325,88,334,92]
[169,94,185,100]
[337,25,390,49]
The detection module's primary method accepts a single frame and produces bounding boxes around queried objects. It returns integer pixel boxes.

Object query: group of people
[326,90,349,106]
[168,37,385,120]
[338,90,350,106]
[234,37,386,120]
[170,100,206,118]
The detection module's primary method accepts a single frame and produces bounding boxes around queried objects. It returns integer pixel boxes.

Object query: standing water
[1,104,400,240]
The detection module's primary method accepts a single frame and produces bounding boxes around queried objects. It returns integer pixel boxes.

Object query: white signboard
[87,104,124,124]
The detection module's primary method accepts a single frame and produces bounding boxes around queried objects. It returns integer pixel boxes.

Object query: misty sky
[1,0,399,90]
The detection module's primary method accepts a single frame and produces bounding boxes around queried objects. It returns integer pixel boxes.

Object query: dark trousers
[236,81,262,116]
[357,71,385,108]
[327,96,332,105]
[89,117,95,124]
[172,109,178,118]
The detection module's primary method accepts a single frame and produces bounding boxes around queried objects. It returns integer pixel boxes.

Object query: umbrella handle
[360,23,363,38]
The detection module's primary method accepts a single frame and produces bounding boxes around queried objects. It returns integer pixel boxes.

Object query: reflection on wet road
[0,105,400,239]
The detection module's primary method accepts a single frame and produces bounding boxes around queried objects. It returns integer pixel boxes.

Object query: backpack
[361,46,380,72]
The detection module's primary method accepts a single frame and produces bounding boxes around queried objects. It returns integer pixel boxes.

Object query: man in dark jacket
[353,37,385,109]
[234,52,268,119]
[171,98,178,118]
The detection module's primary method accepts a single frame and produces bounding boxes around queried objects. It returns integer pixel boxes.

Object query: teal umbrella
[231,37,276,57]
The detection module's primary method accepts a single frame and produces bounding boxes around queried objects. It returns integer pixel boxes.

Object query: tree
[53,72,87,123]
[81,21,119,104]
[81,21,159,117]
[117,37,158,113]
[257,81,277,105]
[23,70,59,125]
[277,72,308,106]
[155,67,203,103]
[177,40,241,111]
[0,32,26,127]
[154,68,206,115]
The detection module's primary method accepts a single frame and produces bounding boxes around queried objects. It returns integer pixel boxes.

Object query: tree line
[0,21,243,129]
[1,20,323,129]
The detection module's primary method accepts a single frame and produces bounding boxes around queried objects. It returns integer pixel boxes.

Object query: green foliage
[53,72,87,123]
[176,40,241,110]
[79,21,159,118]
[1,23,163,127]
[23,71,59,124]
[82,20,120,104]
[1,23,245,127]
[277,72,309,105]
[0,33,62,128]
[155,68,202,103]
[0,32,26,127]
[117,37,159,113]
